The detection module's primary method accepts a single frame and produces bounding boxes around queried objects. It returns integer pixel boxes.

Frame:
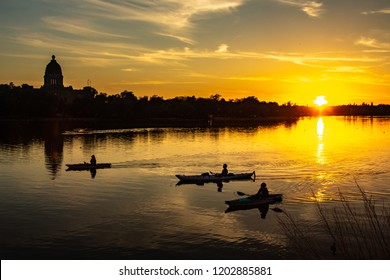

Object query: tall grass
[278,182,390,259]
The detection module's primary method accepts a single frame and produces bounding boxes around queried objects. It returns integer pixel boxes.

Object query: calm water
[1,116,389,259]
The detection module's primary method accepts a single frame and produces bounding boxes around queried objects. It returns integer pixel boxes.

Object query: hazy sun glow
[314,96,328,107]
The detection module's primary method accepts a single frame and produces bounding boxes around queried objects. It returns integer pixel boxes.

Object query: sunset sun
[314,96,328,107]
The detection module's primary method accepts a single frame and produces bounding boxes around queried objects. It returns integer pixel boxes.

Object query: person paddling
[252,182,269,198]
[221,163,228,176]
[212,163,233,177]
[90,155,97,166]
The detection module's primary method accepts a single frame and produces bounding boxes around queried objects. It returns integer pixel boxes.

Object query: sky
[0,0,389,105]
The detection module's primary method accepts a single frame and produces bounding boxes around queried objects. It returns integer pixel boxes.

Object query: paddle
[237,191,250,196]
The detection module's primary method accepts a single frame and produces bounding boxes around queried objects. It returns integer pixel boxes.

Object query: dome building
[43,55,64,94]
[41,55,96,106]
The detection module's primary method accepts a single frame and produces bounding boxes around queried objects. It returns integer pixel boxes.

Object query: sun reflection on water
[311,186,328,203]
[317,117,324,139]
[316,117,325,164]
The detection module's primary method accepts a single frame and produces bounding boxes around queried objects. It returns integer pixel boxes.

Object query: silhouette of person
[90,155,96,165]
[253,182,269,198]
[251,182,269,198]
[221,164,228,176]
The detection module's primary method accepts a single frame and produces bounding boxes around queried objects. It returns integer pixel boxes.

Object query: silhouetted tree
[1,83,390,121]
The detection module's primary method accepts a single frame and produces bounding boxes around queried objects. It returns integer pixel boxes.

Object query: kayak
[225,194,282,207]
[66,163,111,171]
[176,171,255,183]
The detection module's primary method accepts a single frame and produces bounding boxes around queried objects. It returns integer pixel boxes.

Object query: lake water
[1,116,389,259]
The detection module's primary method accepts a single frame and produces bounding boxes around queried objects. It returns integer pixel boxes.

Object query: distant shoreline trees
[1,83,389,121]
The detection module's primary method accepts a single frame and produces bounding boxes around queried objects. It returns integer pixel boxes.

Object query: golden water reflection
[317,117,324,139]
[316,117,325,164]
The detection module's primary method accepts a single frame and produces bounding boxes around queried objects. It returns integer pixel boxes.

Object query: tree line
[1,83,389,121]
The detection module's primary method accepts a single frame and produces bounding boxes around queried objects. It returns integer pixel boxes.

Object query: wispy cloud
[226,75,273,81]
[11,31,150,66]
[126,80,201,85]
[277,0,324,18]
[80,0,245,30]
[362,8,390,15]
[262,51,378,67]
[40,0,246,50]
[110,48,380,73]
[325,66,366,73]
[155,33,195,45]
[121,68,139,72]
[14,28,381,70]
[356,37,390,49]
[41,16,127,38]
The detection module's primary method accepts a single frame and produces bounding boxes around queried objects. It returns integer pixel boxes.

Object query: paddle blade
[237,191,248,196]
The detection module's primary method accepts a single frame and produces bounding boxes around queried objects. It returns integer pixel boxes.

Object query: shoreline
[0,116,300,128]
[1,115,389,129]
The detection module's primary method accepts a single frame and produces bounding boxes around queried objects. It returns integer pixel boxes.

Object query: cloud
[126,80,201,85]
[216,44,229,53]
[262,51,378,67]
[39,0,245,50]
[277,0,324,18]
[156,33,195,45]
[325,66,366,73]
[11,30,152,66]
[41,16,127,38]
[81,0,245,30]
[362,8,390,15]
[356,37,390,49]
[226,75,273,81]
[121,68,139,72]
[14,27,380,71]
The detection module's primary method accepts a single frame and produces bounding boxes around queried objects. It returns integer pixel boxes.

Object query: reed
[277,182,390,259]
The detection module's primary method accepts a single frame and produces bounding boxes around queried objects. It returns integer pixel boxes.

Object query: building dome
[44,55,64,91]
[45,55,62,75]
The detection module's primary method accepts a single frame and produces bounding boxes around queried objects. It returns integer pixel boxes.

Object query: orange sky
[0,0,389,105]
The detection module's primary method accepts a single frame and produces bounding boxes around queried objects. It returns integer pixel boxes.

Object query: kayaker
[253,182,269,198]
[90,155,97,166]
[221,164,228,176]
